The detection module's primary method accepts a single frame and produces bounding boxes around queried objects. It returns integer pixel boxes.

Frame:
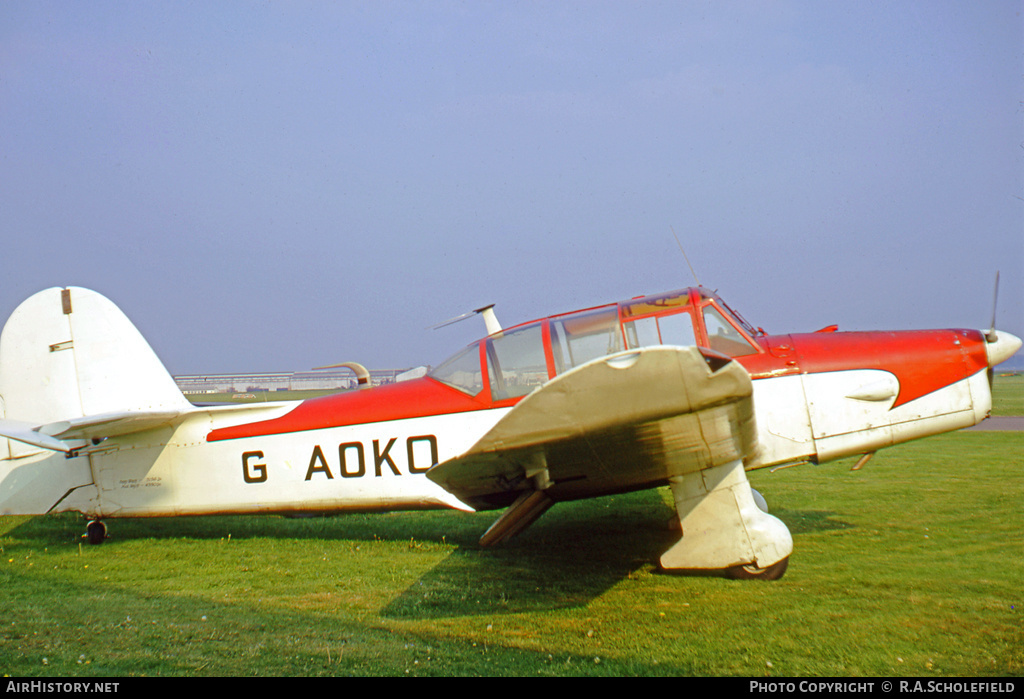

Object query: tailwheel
[726,556,789,581]
[85,520,107,546]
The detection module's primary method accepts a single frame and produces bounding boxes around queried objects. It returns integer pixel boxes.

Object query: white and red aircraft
[0,286,1018,579]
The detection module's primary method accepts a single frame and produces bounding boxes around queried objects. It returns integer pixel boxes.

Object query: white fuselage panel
[18,407,511,519]
[748,369,989,468]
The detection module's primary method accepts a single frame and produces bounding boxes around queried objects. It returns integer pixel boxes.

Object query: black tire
[726,556,789,581]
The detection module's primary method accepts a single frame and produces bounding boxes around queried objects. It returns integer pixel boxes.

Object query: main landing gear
[660,461,793,580]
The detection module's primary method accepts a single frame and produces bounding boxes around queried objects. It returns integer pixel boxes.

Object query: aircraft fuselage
[0,286,1017,524]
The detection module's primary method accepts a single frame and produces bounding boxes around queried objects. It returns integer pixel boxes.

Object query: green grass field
[2,430,1021,677]
[992,372,1024,416]
[2,376,1022,677]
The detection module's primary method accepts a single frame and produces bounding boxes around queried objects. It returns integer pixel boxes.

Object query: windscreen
[428,342,484,395]
[703,305,757,357]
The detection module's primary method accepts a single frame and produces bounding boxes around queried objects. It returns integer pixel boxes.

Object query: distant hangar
[174,367,414,395]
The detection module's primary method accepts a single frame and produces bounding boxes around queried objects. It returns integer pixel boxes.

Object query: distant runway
[967,416,1024,431]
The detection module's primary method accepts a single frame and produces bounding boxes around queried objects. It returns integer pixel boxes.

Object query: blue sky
[2,1,1021,374]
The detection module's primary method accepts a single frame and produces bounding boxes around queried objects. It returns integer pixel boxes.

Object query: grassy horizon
[2,430,1021,677]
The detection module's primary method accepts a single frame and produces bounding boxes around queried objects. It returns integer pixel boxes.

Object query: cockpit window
[703,306,757,357]
[549,306,623,375]
[486,323,548,400]
[428,343,484,395]
[624,310,697,349]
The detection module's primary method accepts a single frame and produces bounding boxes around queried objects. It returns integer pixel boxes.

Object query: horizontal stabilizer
[40,409,185,442]
[0,418,83,453]
[0,409,188,453]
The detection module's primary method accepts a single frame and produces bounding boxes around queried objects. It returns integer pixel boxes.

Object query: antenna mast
[671,226,701,287]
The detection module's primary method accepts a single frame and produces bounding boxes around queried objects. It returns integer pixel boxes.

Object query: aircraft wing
[426,346,758,545]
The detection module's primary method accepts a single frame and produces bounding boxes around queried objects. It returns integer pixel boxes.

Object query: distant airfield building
[174,367,418,395]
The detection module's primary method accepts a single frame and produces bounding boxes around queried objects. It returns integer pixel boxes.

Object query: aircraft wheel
[726,556,788,581]
[86,520,107,546]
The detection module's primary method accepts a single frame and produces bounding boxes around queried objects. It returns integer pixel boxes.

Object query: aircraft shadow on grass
[380,500,856,620]
[2,490,854,621]
[777,509,854,536]
[380,516,675,619]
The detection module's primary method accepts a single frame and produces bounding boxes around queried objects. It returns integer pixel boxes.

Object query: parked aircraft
[0,286,1018,579]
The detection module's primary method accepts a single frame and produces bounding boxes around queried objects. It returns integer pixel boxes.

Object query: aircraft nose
[985,330,1022,368]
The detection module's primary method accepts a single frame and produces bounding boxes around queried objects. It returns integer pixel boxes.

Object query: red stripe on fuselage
[207,329,988,443]
[741,329,988,408]
[206,378,488,442]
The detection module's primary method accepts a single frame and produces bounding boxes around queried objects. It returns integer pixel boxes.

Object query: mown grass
[1,431,1021,677]
[992,373,1024,416]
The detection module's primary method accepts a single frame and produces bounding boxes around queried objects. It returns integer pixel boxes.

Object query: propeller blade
[986,271,1000,343]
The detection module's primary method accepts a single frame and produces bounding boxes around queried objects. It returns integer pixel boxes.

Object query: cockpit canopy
[429,288,760,401]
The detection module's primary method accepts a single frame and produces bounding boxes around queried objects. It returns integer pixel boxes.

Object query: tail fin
[0,287,190,456]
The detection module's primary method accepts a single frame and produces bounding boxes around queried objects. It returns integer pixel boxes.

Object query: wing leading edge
[426,346,792,574]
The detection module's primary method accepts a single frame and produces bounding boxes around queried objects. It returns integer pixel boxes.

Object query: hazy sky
[2,1,1022,374]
